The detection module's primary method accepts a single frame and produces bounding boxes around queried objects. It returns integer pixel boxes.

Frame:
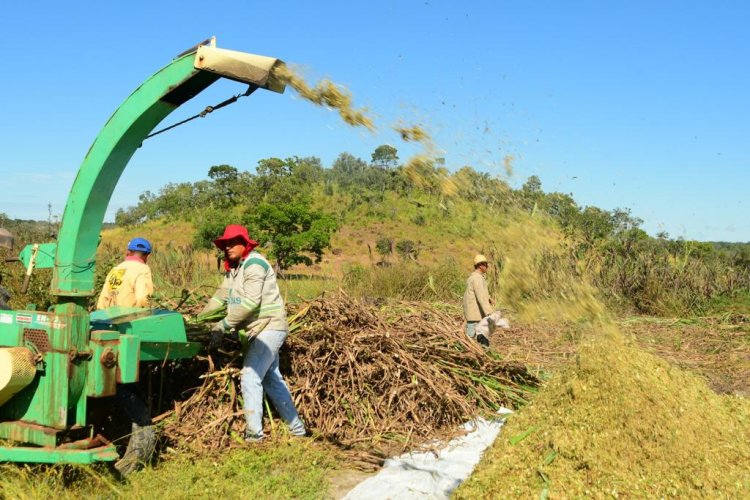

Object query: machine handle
[20,244,39,294]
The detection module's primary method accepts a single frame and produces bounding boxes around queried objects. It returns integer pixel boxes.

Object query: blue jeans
[466,321,478,338]
[241,329,306,439]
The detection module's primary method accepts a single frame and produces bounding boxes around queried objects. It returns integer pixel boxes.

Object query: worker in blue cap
[97,237,154,309]
[95,237,157,475]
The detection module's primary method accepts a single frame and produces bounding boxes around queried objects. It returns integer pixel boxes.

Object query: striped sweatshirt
[202,251,288,335]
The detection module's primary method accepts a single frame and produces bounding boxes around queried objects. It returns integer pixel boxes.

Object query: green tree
[207,164,252,207]
[543,192,580,231]
[522,175,542,194]
[115,190,158,225]
[244,202,337,271]
[252,156,321,203]
[254,157,292,199]
[208,164,239,184]
[193,208,238,250]
[330,153,367,189]
[578,206,615,244]
[733,246,750,270]
[610,207,643,234]
[371,144,399,169]
[452,166,512,208]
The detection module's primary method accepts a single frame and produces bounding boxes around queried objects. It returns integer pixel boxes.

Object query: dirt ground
[327,469,375,499]
[620,316,750,397]
[490,315,750,397]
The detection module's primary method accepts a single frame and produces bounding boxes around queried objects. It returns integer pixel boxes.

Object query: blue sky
[0,1,747,241]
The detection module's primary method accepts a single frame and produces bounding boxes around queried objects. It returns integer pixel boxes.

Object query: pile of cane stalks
[158,295,538,464]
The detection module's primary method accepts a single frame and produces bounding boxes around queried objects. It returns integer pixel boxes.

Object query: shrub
[395,240,420,261]
[375,237,393,261]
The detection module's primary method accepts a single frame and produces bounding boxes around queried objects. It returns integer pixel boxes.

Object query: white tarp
[343,409,511,500]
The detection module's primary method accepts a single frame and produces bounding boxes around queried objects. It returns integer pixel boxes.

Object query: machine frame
[0,38,285,463]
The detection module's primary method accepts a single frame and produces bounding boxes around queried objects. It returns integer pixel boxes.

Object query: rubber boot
[113,384,157,477]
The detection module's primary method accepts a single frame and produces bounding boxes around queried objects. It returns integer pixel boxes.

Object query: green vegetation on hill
[3,145,749,315]
[108,146,750,316]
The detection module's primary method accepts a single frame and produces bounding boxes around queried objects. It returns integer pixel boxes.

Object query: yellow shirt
[96,258,153,309]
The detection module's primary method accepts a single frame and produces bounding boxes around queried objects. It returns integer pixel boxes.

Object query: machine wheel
[112,384,157,477]
[0,284,11,310]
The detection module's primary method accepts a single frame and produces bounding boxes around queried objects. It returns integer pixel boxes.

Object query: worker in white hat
[462,254,495,340]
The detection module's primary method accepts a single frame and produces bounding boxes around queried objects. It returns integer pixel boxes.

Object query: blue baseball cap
[127,237,152,254]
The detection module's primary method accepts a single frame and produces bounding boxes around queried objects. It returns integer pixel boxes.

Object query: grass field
[0,438,336,500]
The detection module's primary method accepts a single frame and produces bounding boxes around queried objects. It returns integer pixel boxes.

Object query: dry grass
[101,220,195,249]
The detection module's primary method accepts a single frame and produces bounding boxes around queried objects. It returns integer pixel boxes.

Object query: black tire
[0,285,11,310]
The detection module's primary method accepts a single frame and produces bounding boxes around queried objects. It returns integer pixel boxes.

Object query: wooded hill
[3,146,750,316]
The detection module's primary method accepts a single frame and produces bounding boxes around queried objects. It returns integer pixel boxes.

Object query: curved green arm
[51,45,283,297]
[52,53,215,296]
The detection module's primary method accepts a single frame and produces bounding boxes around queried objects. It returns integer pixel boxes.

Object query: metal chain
[144,84,259,140]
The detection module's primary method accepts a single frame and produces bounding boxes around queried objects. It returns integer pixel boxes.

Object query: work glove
[225,328,239,343]
[208,323,225,352]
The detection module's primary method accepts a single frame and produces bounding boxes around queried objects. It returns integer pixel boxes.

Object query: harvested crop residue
[273,63,465,202]
[502,154,514,176]
[394,124,430,144]
[272,64,375,131]
[493,216,606,324]
[160,297,538,466]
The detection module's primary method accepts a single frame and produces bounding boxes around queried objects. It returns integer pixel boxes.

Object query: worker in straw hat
[201,224,306,442]
[463,254,495,343]
[96,237,154,310]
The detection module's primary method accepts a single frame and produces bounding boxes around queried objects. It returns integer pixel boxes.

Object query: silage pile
[159,296,538,463]
[456,324,750,497]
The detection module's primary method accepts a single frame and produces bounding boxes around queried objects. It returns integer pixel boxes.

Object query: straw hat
[473,254,488,266]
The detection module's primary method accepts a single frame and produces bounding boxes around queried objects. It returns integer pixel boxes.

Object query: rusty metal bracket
[99,348,117,369]
[68,347,93,362]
